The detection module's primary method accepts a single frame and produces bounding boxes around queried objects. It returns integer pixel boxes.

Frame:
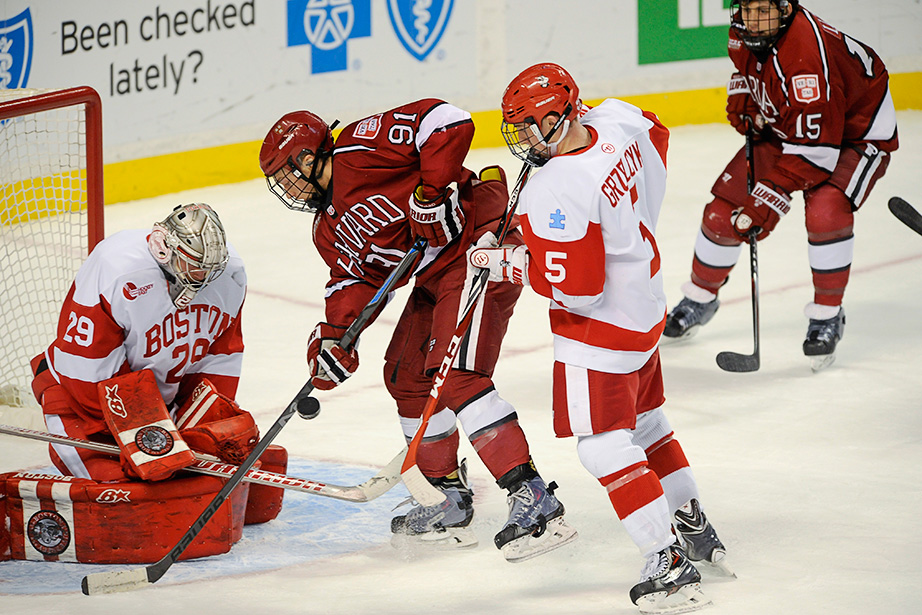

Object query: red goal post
[0,86,104,408]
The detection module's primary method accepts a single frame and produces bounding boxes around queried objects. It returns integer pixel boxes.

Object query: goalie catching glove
[734,180,791,240]
[307,322,359,390]
[467,231,530,286]
[409,182,465,247]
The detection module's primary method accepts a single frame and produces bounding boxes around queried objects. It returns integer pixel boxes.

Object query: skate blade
[636,583,712,614]
[500,517,578,563]
[698,553,736,579]
[390,526,478,551]
[809,353,836,372]
[659,326,700,346]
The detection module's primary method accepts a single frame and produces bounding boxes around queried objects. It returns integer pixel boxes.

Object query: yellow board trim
[105,71,921,205]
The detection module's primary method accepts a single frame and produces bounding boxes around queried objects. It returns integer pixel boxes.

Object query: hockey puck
[297,395,321,419]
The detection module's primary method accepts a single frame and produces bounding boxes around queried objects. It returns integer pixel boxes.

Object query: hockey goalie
[0,203,286,565]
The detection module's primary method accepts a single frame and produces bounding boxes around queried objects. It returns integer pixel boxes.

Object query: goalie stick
[717,125,761,373]
[79,243,431,595]
[888,197,922,237]
[401,161,534,504]
[0,423,404,503]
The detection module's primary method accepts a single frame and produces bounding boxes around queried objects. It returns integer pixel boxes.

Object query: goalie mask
[148,203,229,308]
[259,110,336,213]
[501,62,581,166]
[731,0,798,55]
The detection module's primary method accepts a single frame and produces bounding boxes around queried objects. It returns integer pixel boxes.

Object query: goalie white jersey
[519,99,670,374]
[39,229,246,421]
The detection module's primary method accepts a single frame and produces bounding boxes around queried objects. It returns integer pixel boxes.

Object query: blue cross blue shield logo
[0,9,34,89]
[387,0,453,62]
[287,0,371,74]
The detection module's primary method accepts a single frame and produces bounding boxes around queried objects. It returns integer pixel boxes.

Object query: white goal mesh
[0,87,103,409]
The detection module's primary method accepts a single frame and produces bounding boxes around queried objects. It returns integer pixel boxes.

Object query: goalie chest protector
[0,470,249,564]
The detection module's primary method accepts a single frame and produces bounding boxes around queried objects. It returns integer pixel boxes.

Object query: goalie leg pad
[98,370,195,482]
[175,379,259,464]
[244,444,288,525]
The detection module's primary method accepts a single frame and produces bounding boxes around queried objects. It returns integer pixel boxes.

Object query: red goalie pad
[98,370,196,481]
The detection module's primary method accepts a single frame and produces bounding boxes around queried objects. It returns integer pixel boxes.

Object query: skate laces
[506,478,557,528]
[806,310,843,342]
[639,549,671,582]
[673,297,714,326]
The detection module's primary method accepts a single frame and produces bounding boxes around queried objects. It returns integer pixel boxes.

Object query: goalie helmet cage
[0,86,104,408]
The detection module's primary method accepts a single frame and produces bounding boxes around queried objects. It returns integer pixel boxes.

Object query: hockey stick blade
[715,351,760,373]
[0,423,404,503]
[82,568,150,595]
[888,197,922,236]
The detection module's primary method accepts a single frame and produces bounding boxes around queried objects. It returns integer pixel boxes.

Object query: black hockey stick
[291,237,428,419]
[716,126,761,372]
[888,197,922,237]
[81,240,428,595]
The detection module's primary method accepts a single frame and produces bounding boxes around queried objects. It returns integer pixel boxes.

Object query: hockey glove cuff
[307,322,359,391]
[409,183,466,247]
[468,232,530,285]
[734,180,790,240]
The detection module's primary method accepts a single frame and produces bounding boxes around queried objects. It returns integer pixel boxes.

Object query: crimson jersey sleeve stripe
[549,308,666,353]
[520,215,606,301]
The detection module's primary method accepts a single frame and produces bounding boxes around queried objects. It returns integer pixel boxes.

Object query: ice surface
[2,112,920,614]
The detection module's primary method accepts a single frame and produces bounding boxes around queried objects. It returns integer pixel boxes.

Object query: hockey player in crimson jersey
[29,203,277,489]
[663,0,898,371]
[470,63,729,613]
[259,99,576,561]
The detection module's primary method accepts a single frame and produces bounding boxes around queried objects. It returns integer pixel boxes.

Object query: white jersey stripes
[519,99,670,374]
[41,229,246,417]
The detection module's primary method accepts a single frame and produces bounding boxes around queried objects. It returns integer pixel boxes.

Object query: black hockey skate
[630,544,711,614]
[663,297,719,341]
[674,499,734,578]
[803,307,845,372]
[494,464,577,563]
[391,462,477,549]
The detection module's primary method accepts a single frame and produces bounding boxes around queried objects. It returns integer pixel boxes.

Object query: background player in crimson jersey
[662,0,898,371]
[29,203,282,493]
[470,63,729,613]
[259,100,576,561]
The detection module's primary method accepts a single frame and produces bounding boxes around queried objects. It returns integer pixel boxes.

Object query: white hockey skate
[494,476,577,563]
[630,544,711,614]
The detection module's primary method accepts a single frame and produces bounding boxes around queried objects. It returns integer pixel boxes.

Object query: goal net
[0,86,104,410]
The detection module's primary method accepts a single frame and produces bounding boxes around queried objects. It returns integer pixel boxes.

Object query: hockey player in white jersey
[470,63,730,613]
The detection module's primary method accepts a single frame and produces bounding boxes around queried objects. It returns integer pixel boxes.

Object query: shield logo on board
[387,0,454,61]
[0,8,34,89]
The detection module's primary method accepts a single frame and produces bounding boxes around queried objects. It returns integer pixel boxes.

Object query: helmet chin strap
[527,107,572,167]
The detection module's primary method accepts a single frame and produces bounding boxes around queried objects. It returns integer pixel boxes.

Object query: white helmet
[148,203,229,308]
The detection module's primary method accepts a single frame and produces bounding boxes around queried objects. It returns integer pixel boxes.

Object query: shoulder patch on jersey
[728,39,742,51]
[353,114,383,139]
[122,281,154,301]
[792,74,821,104]
[549,209,566,230]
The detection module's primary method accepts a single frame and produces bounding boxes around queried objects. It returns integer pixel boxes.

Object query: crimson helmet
[259,110,334,213]
[731,0,799,54]
[501,63,581,166]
